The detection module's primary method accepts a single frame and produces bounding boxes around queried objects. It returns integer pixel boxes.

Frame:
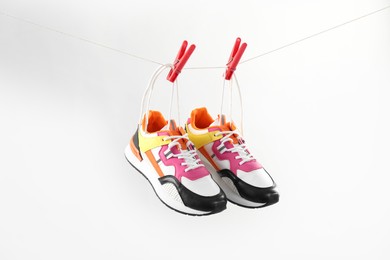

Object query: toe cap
[219,169,279,205]
[159,175,227,213]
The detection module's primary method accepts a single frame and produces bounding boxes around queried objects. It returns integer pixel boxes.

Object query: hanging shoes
[185,108,279,208]
[125,42,226,216]
[185,38,279,208]
[125,38,279,215]
[125,111,227,215]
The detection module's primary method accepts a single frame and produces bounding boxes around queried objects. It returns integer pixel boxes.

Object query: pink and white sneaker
[186,107,279,208]
[125,110,227,215]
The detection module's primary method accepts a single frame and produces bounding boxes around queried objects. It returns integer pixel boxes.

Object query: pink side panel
[211,139,262,175]
[159,145,209,182]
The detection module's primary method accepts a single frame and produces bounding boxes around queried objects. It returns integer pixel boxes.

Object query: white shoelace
[220,74,244,135]
[163,134,203,172]
[215,130,255,165]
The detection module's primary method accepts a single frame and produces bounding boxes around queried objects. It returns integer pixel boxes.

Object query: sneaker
[185,107,279,208]
[125,110,227,216]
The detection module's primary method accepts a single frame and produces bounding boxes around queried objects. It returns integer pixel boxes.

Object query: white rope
[1,4,389,68]
[139,64,182,131]
[168,79,176,123]
[2,5,388,137]
[174,79,181,126]
[139,64,171,127]
[168,79,181,125]
[184,66,225,70]
[233,73,244,135]
[219,73,244,135]
[239,4,390,64]
[0,11,163,66]
[219,75,229,123]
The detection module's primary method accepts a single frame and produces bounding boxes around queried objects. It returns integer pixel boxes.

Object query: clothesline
[1,4,389,69]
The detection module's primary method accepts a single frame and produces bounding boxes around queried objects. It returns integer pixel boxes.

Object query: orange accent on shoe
[178,126,186,136]
[145,150,164,177]
[191,108,239,144]
[130,137,143,161]
[168,122,187,150]
[224,122,239,144]
[175,126,187,150]
[198,147,220,171]
[190,107,214,130]
[142,110,167,133]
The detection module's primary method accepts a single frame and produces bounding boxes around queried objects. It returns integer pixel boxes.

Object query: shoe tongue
[160,119,187,149]
[209,118,220,127]
[209,114,231,131]
[209,114,226,126]
[160,124,169,131]
[160,119,178,132]
[209,115,239,143]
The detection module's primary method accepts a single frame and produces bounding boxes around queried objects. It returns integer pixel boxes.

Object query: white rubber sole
[124,145,213,216]
[198,153,266,208]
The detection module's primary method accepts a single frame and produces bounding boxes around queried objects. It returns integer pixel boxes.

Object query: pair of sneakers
[125,107,279,216]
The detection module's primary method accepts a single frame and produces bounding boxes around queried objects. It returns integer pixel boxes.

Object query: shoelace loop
[215,130,255,165]
[163,134,203,172]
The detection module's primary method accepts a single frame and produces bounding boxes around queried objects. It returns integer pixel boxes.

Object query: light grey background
[1,0,390,259]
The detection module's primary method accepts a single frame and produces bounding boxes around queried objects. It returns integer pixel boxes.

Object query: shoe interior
[142,110,167,133]
[190,107,214,129]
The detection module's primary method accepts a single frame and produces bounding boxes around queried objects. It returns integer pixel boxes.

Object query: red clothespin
[225,37,247,80]
[167,41,196,82]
